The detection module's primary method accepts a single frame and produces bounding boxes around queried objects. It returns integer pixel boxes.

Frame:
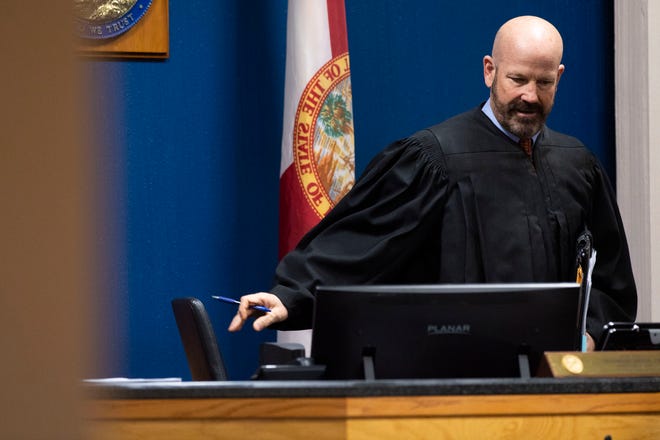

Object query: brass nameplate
[539,351,660,378]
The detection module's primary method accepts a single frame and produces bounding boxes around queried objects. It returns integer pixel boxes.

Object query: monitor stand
[361,348,533,380]
[362,347,376,381]
[518,353,531,379]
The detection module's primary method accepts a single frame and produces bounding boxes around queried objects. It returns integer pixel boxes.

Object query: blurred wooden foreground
[1,2,95,439]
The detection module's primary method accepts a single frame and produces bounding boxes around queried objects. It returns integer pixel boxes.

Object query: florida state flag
[278,0,355,259]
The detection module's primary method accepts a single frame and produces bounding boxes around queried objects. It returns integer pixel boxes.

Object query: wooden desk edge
[86,392,660,420]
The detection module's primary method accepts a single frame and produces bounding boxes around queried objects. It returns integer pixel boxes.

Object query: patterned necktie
[519,137,533,157]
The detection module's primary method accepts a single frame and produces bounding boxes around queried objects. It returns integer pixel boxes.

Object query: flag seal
[292,52,355,219]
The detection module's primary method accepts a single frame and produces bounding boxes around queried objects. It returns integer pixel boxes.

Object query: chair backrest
[171,297,228,380]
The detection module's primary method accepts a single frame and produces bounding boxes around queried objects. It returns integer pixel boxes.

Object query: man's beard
[490,75,552,139]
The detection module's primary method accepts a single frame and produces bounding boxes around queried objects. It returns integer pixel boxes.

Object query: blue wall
[87,0,614,380]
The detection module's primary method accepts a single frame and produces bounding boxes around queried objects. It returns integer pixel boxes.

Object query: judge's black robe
[271,106,637,341]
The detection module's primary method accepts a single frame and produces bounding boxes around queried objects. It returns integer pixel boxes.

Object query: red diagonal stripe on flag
[327,0,348,56]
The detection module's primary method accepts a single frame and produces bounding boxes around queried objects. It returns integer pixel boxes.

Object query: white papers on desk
[83,377,182,384]
[580,250,597,351]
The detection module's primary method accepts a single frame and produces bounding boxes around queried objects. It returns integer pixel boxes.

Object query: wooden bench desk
[85,377,660,439]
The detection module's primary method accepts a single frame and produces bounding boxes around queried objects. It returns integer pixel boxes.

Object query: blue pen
[211,295,272,313]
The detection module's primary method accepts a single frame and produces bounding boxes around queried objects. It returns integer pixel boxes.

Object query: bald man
[229,16,637,351]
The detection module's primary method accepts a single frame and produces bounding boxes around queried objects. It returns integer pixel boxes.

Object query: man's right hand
[227,292,288,332]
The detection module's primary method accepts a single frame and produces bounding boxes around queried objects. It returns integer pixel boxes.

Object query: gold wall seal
[74,0,138,23]
[74,0,153,39]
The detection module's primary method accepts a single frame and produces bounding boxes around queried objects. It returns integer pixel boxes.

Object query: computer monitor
[311,283,582,380]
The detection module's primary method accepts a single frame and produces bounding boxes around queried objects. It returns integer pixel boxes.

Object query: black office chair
[171,297,228,380]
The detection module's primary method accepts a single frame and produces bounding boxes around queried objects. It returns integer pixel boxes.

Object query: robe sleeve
[585,156,637,342]
[271,130,449,330]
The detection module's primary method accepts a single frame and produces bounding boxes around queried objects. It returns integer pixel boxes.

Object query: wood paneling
[85,392,660,439]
